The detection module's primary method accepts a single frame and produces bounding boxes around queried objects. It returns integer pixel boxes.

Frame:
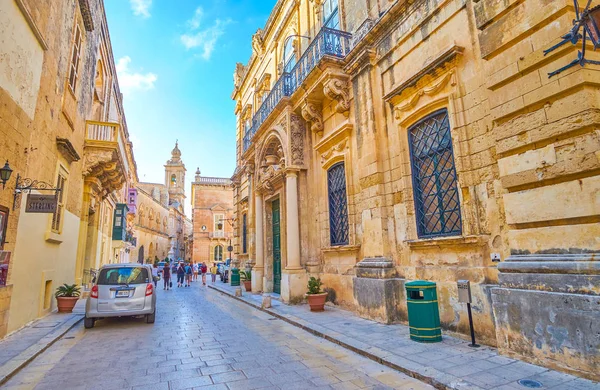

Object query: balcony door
[272,199,281,294]
[323,0,339,29]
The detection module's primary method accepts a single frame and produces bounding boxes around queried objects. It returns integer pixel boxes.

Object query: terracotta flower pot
[307,292,327,312]
[56,296,79,313]
[243,280,252,292]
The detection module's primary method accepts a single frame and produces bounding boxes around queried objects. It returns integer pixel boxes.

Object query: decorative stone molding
[56,137,81,163]
[320,139,347,166]
[252,28,265,57]
[324,77,351,114]
[351,18,375,48]
[290,114,305,166]
[78,0,94,31]
[393,70,456,120]
[300,100,323,135]
[83,149,126,199]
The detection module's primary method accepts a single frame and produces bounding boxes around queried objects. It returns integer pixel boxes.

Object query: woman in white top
[192,262,199,281]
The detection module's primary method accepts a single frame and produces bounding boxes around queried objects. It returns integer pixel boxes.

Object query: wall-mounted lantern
[0,161,13,189]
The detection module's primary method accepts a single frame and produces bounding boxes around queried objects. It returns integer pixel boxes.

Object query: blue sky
[104,0,276,214]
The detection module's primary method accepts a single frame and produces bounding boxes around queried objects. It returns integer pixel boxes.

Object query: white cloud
[130,0,152,18]
[180,7,231,60]
[116,56,157,95]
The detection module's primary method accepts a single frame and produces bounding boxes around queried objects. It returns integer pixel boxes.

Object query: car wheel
[84,317,95,329]
[146,310,156,324]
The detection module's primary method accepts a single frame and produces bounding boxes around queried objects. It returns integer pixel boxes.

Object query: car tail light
[145,283,153,296]
[91,285,98,299]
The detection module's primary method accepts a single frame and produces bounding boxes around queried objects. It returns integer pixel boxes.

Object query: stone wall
[232,0,599,378]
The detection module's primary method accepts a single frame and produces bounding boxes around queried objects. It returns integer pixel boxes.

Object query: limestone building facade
[232,0,600,380]
[0,0,140,336]
[191,169,234,264]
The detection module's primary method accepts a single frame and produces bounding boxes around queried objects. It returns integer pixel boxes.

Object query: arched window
[327,162,349,246]
[408,109,461,238]
[170,174,177,187]
[322,0,339,29]
[214,245,224,261]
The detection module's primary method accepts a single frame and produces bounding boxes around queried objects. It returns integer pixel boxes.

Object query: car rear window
[97,267,149,285]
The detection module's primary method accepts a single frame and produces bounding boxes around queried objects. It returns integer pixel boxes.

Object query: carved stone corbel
[290,114,305,166]
[324,77,351,115]
[301,100,324,136]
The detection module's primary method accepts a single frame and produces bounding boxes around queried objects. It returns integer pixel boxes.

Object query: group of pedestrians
[152,261,212,290]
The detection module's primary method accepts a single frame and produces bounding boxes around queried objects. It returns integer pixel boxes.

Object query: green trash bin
[230,268,240,287]
[405,280,442,343]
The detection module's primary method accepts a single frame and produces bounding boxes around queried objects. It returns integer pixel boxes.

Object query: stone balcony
[82,121,128,199]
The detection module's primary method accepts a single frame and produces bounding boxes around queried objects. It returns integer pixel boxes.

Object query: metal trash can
[405,280,442,342]
[230,268,240,287]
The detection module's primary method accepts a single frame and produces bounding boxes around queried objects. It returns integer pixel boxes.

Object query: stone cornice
[56,137,81,163]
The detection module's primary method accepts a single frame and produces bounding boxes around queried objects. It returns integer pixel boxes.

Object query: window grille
[327,162,349,246]
[242,214,247,254]
[408,109,462,238]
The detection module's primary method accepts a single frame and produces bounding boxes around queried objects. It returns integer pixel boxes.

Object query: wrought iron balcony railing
[242,27,352,152]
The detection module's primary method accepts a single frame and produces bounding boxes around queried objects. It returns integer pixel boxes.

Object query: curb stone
[0,314,84,386]
[208,284,462,390]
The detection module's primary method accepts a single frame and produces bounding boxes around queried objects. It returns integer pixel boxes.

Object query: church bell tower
[164,141,186,210]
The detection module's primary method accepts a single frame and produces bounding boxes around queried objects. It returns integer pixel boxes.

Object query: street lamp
[545,0,600,77]
[0,161,13,189]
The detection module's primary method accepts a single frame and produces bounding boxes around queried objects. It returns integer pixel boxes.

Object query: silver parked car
[85,263,157,329]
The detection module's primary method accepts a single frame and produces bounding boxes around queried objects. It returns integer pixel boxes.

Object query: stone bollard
[261,294,272,308]
[235,287,243,297]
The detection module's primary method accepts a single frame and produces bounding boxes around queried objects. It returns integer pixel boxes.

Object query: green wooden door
[272,199,281,294]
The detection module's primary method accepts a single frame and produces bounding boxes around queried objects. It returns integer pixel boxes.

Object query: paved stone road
[4,283,433,390]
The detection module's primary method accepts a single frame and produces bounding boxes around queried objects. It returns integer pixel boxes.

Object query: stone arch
[257,128,288,168]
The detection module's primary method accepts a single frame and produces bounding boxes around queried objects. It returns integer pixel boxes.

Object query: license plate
[116,290,129,298]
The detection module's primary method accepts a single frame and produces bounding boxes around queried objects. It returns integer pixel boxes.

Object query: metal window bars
[327,162,350,246]
[408,109,462,238]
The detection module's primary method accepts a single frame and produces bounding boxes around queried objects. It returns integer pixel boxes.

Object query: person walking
[163,262,171,290]
[177,261,185,287]
[210,263,217,284]
[201,262,208,286]
[185,262,193,287]
[192,262,199,282]
[152,264,159,288]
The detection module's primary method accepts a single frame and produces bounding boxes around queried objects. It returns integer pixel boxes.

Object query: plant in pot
[55,283,81,313]
[240,270,252,292]
[306,277,327,312]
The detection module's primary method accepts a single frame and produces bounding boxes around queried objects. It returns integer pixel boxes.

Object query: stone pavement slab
[209,283,600,390]
[0,299,84,385]
[4,281,432,390]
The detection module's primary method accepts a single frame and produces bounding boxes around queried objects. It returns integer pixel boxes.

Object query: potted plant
[306,277,327,312]
[55,283,81,313]
[240,270,252,292]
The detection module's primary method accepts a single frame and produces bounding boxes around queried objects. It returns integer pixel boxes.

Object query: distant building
[135,143,192,263]
[191,168,234,264]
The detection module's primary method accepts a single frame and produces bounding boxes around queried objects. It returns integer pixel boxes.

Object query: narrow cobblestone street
[3,283,432,390]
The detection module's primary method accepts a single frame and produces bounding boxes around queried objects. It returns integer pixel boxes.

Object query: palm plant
[239,270,252,281]
[55,283,81,298]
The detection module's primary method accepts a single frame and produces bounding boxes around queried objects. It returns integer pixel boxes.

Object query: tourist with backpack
[185,262,193,287]
[177,261,185,287]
